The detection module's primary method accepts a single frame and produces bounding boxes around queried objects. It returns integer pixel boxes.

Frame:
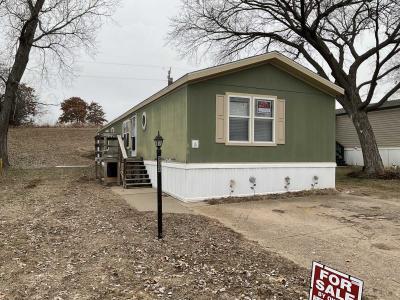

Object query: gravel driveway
[194,193,400,300]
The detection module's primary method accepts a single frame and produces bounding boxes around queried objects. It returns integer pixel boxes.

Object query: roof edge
[100,52,344,132]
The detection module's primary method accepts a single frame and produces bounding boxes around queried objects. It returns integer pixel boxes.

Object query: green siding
[187,64,336,163]
[135,86,188,162]
[100,86,188,162]
[112,121,123,134]
[100,62,336,164]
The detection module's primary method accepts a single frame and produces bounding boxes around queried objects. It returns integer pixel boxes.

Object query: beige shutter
[215,94,226,143]
[276,99,286,144]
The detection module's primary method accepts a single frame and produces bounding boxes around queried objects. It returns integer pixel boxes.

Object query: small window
[141,112,147,130]
[122,120,130,148]
[228,95,275,144]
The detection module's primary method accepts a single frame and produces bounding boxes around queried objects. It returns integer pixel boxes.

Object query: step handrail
[117,135,128,159]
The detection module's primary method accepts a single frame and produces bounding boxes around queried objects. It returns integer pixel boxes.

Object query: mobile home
[98,52,344,201]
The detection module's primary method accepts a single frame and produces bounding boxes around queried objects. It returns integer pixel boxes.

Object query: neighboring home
[336,100,400,167]
[98,52,344,202]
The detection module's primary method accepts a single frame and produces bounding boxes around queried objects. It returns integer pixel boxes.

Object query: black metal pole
[157,147,162,239]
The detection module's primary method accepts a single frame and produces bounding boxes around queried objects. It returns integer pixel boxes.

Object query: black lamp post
[154,131,164,239]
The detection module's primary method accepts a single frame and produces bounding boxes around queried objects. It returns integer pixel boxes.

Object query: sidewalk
[111,187,204,214]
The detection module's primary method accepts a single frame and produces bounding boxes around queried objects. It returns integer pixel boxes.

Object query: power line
[24,69,168,82]
[76,74,166,81]
[76,60,193,72]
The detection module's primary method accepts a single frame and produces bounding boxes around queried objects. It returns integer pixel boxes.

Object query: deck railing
[117,135,128,187]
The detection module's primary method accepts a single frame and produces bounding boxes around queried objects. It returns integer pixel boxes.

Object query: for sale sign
[309,262,363,300]
[256,99,272,114]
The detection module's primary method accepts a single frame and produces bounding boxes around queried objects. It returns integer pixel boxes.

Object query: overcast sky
[24,0,207,125]
[20,0,399,124]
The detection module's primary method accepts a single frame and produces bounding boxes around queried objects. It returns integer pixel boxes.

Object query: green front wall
[187,63,336,163]
[100,62,336,164]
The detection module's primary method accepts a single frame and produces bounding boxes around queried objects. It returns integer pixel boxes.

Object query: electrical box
[192,139,199,149]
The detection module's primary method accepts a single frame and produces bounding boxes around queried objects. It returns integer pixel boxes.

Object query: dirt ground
[8,127,97,168]
[4,127,399,299]
[0,168,309,300]
[336,166,400,199]
[195,178,400,300]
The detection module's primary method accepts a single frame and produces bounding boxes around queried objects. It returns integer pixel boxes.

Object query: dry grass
[4,127,398,299]
[1,127,311,299]
[336,166,400,199]
[0,168,309,299]
[207,189,338,205]
[8,127,97,169]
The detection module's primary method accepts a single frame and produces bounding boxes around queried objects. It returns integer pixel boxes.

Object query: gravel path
[0,168,309,299]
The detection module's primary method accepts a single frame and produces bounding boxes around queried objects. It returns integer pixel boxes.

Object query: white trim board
[144,161,336,202]
[144,161,336,169]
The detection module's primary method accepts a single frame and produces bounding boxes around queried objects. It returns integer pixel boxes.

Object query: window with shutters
[228,95,276,144]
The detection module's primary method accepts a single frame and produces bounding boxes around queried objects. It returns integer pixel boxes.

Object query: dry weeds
[336,167,400,199]
[207,189,338,205]
[0,168,309,299]
[8,127,97,168]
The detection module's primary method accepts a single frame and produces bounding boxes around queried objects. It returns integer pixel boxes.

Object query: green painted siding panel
[112,121,123,134]
[187,64,335,163]
[98,86,188,162]
[99,120,122,134]
[135,87,188,162]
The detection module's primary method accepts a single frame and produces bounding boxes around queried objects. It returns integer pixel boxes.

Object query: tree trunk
[351,109,385,174]
[0,119,10,167]
[0,81,19,167]
[0,0,45,168]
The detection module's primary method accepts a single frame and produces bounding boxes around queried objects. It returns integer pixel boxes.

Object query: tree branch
[367,81,400,111]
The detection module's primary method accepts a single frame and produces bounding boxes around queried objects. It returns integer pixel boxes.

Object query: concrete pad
[192,194,400,300]
[111,187,196,214]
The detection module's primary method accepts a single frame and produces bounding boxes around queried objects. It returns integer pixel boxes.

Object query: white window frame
[130,115,137,157]
[226,93,277,146]
[122,119,130,149]
[227,95,251,144]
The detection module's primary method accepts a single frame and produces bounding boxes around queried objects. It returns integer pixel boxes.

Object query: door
[130,115,137,157]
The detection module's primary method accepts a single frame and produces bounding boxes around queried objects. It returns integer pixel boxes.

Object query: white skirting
[144,161,336,202]
[344,147,400,167]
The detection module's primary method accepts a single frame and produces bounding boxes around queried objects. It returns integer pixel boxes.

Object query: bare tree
[0,0,118,167]
[169,0,400,175]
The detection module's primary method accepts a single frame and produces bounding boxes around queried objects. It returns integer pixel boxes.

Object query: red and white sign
[309,262,363,300]
[256,99,271,114]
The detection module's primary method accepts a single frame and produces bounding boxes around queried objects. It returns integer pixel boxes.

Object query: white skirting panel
[344,147,400,167]
[144,161,336,202]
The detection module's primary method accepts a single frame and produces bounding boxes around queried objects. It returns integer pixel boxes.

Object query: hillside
[8,127,98,168]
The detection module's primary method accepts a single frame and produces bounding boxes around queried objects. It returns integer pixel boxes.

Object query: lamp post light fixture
[154,131,164,239]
